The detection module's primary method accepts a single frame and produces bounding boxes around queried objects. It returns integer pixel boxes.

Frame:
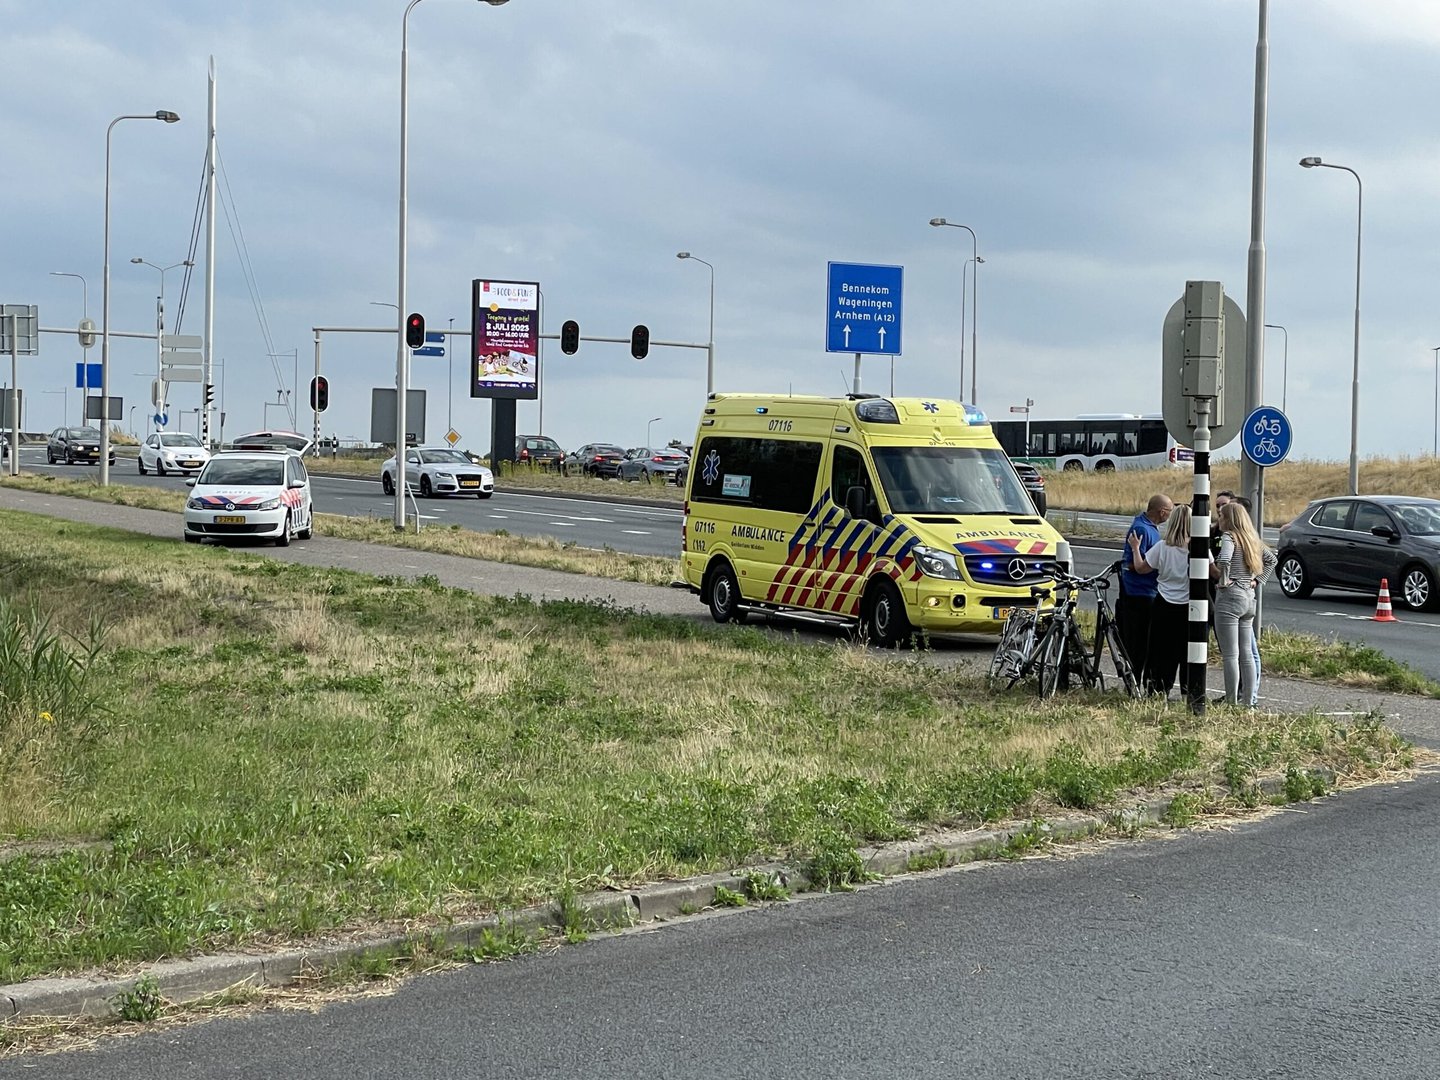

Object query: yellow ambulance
[680,394,1070,645]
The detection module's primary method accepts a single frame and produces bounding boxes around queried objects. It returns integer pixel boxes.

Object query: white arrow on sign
[878,326,887,349]
[842,324,851,347]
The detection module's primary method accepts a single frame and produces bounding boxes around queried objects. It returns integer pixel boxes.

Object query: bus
[990,413,1191,472]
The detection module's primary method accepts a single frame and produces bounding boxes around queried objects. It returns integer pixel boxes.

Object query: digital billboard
[470,279,539,401]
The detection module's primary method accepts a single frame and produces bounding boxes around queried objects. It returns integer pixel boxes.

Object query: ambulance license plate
[991,607,1011,620]
[214,515,246,525]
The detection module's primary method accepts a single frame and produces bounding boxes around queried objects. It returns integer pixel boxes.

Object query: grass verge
[0,474,680,586]
[0,512,1418,985]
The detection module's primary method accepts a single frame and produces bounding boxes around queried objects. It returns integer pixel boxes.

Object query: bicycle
[990,561,1141,699]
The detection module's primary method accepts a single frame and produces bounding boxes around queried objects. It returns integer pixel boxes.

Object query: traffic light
[203,383,215,409]
[405,312,426,350]
[630,324,650,360]
[560,319,580,355]
[310,375,330,412]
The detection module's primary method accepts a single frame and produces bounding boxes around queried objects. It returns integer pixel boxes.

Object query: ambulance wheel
[863,578,912,648]
[706,560,746,624]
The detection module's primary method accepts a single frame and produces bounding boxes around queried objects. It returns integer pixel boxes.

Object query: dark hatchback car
[1276,495,1440,611]
[514,435,563,471]
[564,443,628,478]
[1010,460,1047,516]
[47,426,115,465]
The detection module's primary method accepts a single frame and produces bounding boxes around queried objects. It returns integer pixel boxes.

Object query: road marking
[496,506,614,523]
[621,529,651,535]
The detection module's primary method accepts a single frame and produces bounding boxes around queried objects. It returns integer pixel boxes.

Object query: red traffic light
[310,375,330,412]
[405,312,426,350]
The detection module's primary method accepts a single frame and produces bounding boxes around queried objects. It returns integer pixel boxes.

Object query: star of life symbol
[702,450,721,485]
[922,401,939,413]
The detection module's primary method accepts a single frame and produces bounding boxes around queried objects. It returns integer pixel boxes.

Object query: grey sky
[4,0,1438,461]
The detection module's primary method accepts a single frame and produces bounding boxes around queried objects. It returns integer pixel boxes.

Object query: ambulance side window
[689,436,821,514]
[832,445,878,523]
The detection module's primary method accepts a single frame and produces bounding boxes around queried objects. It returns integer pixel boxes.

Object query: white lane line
[496,506,614,523]
[1315,610,1440,629]
[621,529,652,535]
[488,514,509,519]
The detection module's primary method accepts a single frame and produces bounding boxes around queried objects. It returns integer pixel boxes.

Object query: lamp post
[129,404,138,439]
[102,110,180,485]
[1263,323,1288,413]
[447,315,454,433]
[1432,346,1439,458]
[928,218,980,403]
[50,272,88,424]
[1299,156,1362,495]
[676,252,715,395]
[130,258,193,431]
[647,416,662,448]
[395,0,510,529]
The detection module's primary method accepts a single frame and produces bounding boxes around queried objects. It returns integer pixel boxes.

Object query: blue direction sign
[153,412,168,427]
[412,346,445,357]
[1241,406,1293,467]
[425,331,444,343]
[826,262,903,355]
[75,362,101,389]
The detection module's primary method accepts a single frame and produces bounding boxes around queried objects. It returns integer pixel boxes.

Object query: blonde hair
[1163,503,1191,548]
[1220,501,1266,574]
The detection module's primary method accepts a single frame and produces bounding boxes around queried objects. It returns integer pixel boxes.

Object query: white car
[183,449,314,546]
[138,432,211,475]
[381,446,494,498]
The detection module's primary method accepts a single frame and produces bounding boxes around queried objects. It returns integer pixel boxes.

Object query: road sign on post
[0,305,39,354]
[75,363,102,390]
[1241,406,1293,467]
[412,346,444,357]
[1161,289,1246,450]
[826,262,903,355]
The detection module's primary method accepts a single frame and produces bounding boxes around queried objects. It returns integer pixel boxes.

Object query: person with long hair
[1128,503,1202,697]
[1214,501,1277,705]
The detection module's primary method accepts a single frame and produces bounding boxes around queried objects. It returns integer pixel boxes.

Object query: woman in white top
[1128,504,1204,696]
[1213,501,1278,705]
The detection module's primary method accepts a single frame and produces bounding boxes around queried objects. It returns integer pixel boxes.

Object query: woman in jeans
[1127,504,1199,696]
[1213,501,1277,705]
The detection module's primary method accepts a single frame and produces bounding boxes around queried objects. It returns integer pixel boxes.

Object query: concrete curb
[0,770,1327,1025]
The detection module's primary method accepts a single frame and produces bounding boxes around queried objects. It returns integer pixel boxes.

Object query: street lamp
[929,218,980,403]
[676,252,715,395]
[395,0,510,529]
[50,272,88,425]
[130,258,194,430]
[647,416,662,447]
[1263,323,1288,413]
[1299,155,1362,495]
[102,110,181,485]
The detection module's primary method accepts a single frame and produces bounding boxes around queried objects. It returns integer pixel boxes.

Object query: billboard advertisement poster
[471,279,539,401]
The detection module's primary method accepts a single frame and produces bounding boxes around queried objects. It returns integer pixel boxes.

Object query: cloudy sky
[4,0,1439,462]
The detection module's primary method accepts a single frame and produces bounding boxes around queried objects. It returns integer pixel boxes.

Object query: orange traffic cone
[1374,578,1398,622]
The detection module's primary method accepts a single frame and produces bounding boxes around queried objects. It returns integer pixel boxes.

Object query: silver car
[381,446,495,498]
[617,446,689,484]
[138,431,211,475]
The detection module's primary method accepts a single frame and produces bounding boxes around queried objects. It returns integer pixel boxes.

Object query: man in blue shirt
[1117,493,1173,687]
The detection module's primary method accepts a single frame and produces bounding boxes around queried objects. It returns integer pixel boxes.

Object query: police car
[183,445,314,546]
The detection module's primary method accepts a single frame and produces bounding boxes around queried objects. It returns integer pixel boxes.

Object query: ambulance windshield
[871,446,1033,516]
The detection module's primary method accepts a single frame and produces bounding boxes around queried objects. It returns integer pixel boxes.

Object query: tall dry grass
[1043,456,1440,526]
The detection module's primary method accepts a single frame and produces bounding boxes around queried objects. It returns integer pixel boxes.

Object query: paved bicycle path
[3,485,1439,748]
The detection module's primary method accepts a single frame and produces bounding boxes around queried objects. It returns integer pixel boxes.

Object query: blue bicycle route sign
[1241,405,1293,467]
[826,262,903,355]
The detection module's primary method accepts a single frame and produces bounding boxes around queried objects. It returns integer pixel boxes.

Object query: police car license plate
[991,607,1011,620]
[460,479,479,488]
[214,515,245,525]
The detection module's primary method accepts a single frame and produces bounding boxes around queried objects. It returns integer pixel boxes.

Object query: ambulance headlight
[913,545,961,580]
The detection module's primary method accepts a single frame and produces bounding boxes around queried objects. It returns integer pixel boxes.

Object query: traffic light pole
[312,330,322,453]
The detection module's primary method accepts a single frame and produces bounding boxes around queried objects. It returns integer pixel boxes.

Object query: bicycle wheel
[988,609,1036,690]
[1103,619,1142,697]
[1068,622,1102,691]
[1037,620,1068,699]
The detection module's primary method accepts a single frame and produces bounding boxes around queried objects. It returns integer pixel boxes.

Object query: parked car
[564,443,628,478]
[47,426,115,465]
[514,434,563,471]
[1010,460,1047,516]
[183,447,313,546]
[618,446,690,484]
[1276,495,1440,611]
[381,446,494,498]
[138,432,211,475]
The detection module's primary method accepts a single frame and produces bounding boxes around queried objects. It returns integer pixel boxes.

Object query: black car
[1276,495,1440,611]
[563,443,627,478]
[47,426,115,466]
[514,435,563,471]
[1011,460,1047,516]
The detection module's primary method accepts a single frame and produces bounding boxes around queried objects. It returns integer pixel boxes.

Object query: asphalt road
[18,449,1440,678]
[15,771,1440,1079]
